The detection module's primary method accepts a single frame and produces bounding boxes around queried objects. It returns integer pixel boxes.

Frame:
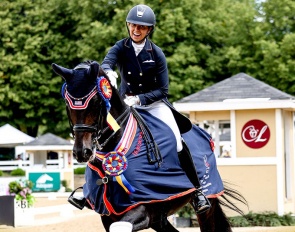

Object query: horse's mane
[74,60,93,68]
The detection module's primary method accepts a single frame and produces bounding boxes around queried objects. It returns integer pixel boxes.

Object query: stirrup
[191,190,211,214]
[68,186,91,210]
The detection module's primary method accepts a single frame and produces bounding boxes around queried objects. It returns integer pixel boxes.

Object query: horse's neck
[98,92,129,152]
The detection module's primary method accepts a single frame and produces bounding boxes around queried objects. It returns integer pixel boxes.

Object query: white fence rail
[0,160,86,171]
[0,160,30,171]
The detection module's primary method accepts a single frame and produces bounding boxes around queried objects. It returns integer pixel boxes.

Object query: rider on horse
[101,4,211,214]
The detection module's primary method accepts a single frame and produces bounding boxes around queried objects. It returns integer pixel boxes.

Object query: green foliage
[177,208,295,227]
[74,167,86,175]
[0,170,3,176]
[177,203,194,218]
[229,211,295,227]
[61,179,72,192]
[229,216,250,227]
[8,179,35,207]
[1,0,295,136]
[10,168,26,176]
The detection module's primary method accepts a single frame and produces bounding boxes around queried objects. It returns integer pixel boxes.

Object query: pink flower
[19,190,26,199]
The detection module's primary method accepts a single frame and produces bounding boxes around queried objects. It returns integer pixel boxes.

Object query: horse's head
[52,61,124,163]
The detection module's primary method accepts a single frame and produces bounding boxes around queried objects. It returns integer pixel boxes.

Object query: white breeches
[135,101,183,152]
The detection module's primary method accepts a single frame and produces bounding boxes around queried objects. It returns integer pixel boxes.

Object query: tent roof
[0,124,34,146]
[19,133,73,151]
[24,133,72,146]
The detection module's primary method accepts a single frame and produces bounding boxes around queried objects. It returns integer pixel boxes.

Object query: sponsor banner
[28,172,60,192]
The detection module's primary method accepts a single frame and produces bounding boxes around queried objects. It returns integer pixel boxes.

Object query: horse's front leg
[109,205,150,232]
[101,215,115,232]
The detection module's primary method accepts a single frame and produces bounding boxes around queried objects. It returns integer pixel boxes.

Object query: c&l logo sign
[241,119,270,149]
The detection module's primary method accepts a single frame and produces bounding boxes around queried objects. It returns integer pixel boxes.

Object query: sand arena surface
[0,196,294,232]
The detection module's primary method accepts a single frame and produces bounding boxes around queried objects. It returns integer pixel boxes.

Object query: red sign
[241,119,270,149]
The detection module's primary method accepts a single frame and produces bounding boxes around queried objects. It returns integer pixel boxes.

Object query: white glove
[124,95,140,106]
[105,70,118,89]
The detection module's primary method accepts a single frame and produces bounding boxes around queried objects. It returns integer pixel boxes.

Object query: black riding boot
[178,140,211,214]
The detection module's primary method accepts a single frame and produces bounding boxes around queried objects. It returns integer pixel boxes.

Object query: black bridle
[66,98,130,151]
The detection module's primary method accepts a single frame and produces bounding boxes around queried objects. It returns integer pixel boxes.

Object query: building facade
[173,73,295,216]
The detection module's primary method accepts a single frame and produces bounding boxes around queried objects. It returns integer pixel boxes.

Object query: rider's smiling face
[127,23,151,44]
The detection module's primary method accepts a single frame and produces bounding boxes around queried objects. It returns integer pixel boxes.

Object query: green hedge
[0,170,3,176]
[10,168,26,176]
[74,167,86,175]
[230,212,295,227]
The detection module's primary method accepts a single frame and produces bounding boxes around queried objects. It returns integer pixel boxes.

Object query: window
[198,120,232,158]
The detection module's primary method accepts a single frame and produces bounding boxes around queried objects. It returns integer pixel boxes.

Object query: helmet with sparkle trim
[126,4,156,27]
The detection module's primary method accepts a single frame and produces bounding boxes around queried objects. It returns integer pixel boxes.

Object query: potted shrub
[8,179,35,207]
[175,203,194,227]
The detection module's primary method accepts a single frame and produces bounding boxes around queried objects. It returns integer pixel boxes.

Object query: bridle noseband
[73,124,98,133]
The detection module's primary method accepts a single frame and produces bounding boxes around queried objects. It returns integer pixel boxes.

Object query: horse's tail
[197,182,248,232]
[220,181,248,215]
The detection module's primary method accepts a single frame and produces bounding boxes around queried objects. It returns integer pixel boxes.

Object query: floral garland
[9,179,35,207]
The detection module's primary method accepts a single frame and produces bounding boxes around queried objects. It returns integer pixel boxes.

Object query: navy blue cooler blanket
[83,109,224,216]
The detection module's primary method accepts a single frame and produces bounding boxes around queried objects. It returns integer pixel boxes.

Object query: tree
[1,0,294,137]
[252,0,295,94]
[0,0,79,137]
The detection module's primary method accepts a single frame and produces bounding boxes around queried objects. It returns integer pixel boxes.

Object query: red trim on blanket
[100,189,225,216]
[207,190,224,198]
[105,188,196,216]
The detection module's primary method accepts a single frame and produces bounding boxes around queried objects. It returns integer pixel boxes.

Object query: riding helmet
[126,4,156,27]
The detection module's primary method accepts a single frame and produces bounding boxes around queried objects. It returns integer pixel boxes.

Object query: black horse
[52,60,247,232]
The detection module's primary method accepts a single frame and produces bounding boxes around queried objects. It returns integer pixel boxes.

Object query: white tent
[0,124,34,147]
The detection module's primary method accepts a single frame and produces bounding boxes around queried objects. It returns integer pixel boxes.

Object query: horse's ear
[51,63,73,82]
[88,61,99,80]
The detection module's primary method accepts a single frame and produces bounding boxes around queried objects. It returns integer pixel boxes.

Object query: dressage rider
[101,4,211,214]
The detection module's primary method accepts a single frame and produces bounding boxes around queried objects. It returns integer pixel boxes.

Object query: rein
[130,107,162,167]
[93,107,130,150]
